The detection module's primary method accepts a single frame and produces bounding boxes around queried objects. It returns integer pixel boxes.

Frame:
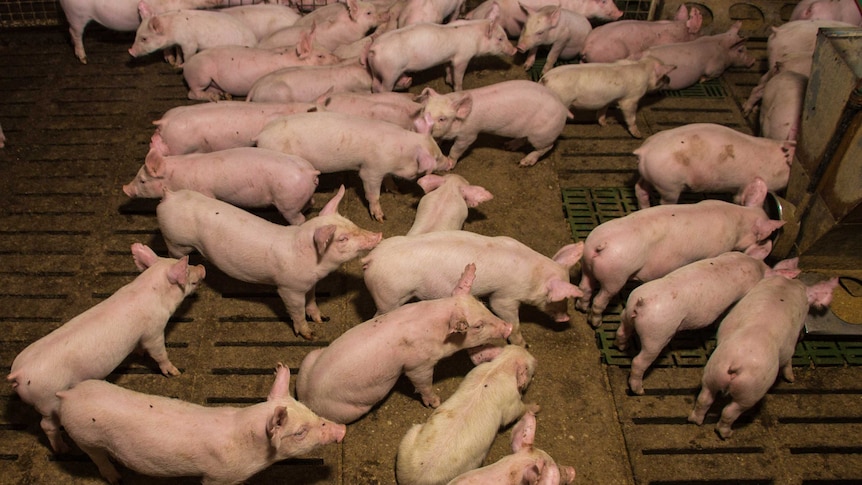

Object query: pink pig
[246,58,375,103]
[258,0,387,51]
[361,231,584,346]
[367,4,518,92]
[57,363,345,484]
[396,345,539,485]
[58,0,219,63]
[688,276,840,439]
[465,0,622,37]
[151,101,315,155]
[633,122,795,208]
[581,4,702,63]
[397,0,465,27]
[617,251,801,395]
[123,144,320,225]
[219,3,303,41]
[790,0,862,25]
[128,3,258,66]
[407,173,493,235]
[576,178,786,327]
[447,411,576,485]
[182,32,340,101]
[756,67,807,141]
[296,263,513,423]
[632,21,756,90]
[415,80,572,166]
[7,243,205,453]
[254,111,454,221]
[315,90,424,130]
[516,5,592,75]
[539,56,677,138]
[156,186,382,339]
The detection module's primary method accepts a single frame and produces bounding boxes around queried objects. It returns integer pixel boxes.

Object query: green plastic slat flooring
[563,187,862,367]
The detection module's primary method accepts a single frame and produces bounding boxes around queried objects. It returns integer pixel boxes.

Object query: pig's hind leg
[79,443,123,485]
[41,413,68,453]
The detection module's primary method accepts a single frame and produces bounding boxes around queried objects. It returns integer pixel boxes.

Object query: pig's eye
[294,427,309,440]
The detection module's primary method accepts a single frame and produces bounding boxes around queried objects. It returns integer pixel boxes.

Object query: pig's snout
[327,421,347,443]
[516,42,528,53]
[500,321,513,339]
[122,184,136,197]
[562,465,576,483]
[441,157,456,171]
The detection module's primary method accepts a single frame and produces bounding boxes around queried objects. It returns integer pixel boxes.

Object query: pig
[258,0,387,51]
[315,89,424,130]
[6,243,205,453]
[220,3,303,40]
[756,67,807,141]
[631,21,756,90]
[295,0,383,29]
[447,411,576,485]
[58,0,219,63]
[396,345,539,485]
[295,263,514,423]
[415,80,571,166]
[465,0,622,37]
[407,173,493,235]
[361,231,584,346]
[581,4,702,63]
[156,186,382,339]
[617,252,801,395]
[151,101,316,155]
[57,363,346,484]
[539,56,677,138]
[182,33,341,101]
[129,2,258,67]
[632,122,795,208]
[366,4,518,92]
[397,0,465,27]
[575,177,786,328]
[688,276,840,439]
[790,0,862,25]
[516,4,592,75]
[123,144,320,225]
[245,58,376,104]
[254,111,454,221]
[0,123,5,147]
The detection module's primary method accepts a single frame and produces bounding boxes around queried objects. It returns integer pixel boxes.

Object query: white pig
[57,363,346,484]
[246,58,376,104]
[128,3,258,67]
[315,90,424,130]
[617,252,801,395]
[632,122,795,208]
[156,186,382,339]
[6,243,205,452]
[361,231,584,346]
[58,0,219,63]
[407,173,493,235]
[366,5,518,92]
[539,56,677,138]
[220,3,303,40]
[516,4,592,75]
[757,67,807,141]
[123,145,320,225]
[791,0,862,25]
[415,80,572,166]
[581,4,702,63]
[397,0,464,27]
[576,177,786,327]
[151,101,316,155]
[296,263,514,423]
[447,411,576,485]
[258,0,387,51]
[688,276,840,439]
[465,0,622,37]
[396,345,539,485]
[255,111,455,221]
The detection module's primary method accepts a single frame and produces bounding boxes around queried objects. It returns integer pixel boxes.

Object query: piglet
[315,90,424,130]
[6,243,204,452]
[756,66,807,141]
[688,276,840,439]
[123,144,320,225]
[398,0,464,27]
[156,186,382,339]
[516,4,592,75]
[539,56,676,138]
[362,231,584,346]
[219,3,303,40]
[258,0,387,51]
[246,58,375,104]
[581,4,702,63]
[790,0,862,25]
[633,122,795,208]
[396,345,539,485]
[296,263,513,423]
[632,21,756,90]
[407,173,493,235]
[57,363,345,484]
[447,411,576,485]
[576,178,786,327]
[465,0,622,37]
[255,111,454,221]
[129,3,257,66]
[617,252,801,395]
[416,79,572,166]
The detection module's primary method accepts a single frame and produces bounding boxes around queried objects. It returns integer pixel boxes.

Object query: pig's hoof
[161,365,181,377]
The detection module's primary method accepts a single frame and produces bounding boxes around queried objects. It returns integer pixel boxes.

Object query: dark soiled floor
[1,20,862,485]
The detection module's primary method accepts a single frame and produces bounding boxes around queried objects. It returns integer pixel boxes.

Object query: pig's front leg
[304,285,328,324]
[523,47,539,71]
[543,42,565,75]
[359,170,387,222]
[634,178,654,210]
[67,21,88,64]
[80,443,123,485]
[140,332,181,376]
[518,144,553,167]
[41,414,68,453]
[278,286,314,339]
[449,58,470,92]
[618,98,643,138]
[405,363,441,408]
[448,134,479,163]
[489,297,524,346]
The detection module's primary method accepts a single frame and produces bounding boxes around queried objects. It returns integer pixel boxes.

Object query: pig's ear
[674,3,688,20]
[551,241,583,269]
[138,1,155,20]
[517,1,535,15]
[296,30,313,59]
[413,111,434,135]
[738,177,768,207]
[510,411,537,453]
[745,241,772,261]
[452,93,473,120]
[416,147,438,175]
[417,174,445,193]
[314,225,337,255]
[267,406,288,440]
[461,184,493,208]
[549,4,562,26]
[414,86,439,104]
[771,257,800,276]
[452,263,477,296]
[754,219,785,242]
[319,185,345,216]
[150,15,164,34]
[131,243,159,271]
[346,0,360,21]
[315,86,336,108]
[686,7,702,33]
[546,279,583,303]
[167,257,191,286]
[144,149,165,177]
[485,1,501,23]
[448,311,469,335]
[807,277,839,309]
